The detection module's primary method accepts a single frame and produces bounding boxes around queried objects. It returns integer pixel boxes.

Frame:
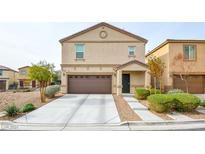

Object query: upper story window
[19,69,27,75]
[128,46,136,56]
[183,45,196,61]
[0,69,3,76]
[75,44,84,59]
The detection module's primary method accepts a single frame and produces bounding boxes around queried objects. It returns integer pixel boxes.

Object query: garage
[67,75,112,94]
[173,75,204,94]
[0,80,6,92]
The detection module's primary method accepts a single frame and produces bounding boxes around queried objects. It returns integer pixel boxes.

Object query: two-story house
[0,65,18,92]
[18,66,37,88]
[60,22,149,95]
[146,39,205,94]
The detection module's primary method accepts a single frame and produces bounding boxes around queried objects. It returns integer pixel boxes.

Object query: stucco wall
[146,44,170,89]
[62,42,145,65]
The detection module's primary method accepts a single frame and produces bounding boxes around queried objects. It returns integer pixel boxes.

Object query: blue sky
[0,22,205,70]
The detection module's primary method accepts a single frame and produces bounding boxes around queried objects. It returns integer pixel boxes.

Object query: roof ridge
[59,22,148,43]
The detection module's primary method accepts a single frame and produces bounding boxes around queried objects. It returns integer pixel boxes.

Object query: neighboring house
[60,22,149,95]
[17,66,37,88]
[0,65,18,92]
[146,39,205,93]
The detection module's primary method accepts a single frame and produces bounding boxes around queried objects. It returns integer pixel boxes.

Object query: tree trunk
[154,77,157,94]
[159,77,162,94]
[39,82,46,103]
[184,79,189,93]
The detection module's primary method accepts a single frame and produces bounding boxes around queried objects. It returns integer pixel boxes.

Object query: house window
[0,69,3,76]
[20,69,27,75]
[128,46,136,56]
[183,45,196,60]
[75,44,84,59]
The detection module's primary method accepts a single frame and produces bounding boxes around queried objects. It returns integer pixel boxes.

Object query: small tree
[147,56,165,93]
[172,53,195,93]
[29,61,55,102]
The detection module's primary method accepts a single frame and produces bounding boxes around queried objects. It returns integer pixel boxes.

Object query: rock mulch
[113,94,141,122]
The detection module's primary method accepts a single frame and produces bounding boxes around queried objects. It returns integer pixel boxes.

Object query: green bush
[167,89,184,94]
[148,93,200,113]
[170,93,200,112]
[200,99,205,107]
[149,88,161,95]
[147,94,173,113]
[45,85,60,98]
[21,103,36,112]
[4,104,19,117]
[135,88,150,100]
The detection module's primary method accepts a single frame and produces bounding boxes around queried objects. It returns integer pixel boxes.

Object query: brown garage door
[68,75,112,94]
[0,80,6,92]
[173,75,204,94]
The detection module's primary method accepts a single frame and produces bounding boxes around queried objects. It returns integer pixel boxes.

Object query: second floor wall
[169,42,205,73]
[62,42,145,65]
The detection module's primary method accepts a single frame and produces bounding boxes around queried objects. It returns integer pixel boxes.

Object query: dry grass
[113,94,141,122]
[0,91,64,121]
[139,100,173,120]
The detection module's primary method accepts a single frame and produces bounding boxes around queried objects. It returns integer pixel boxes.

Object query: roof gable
[146,39,205,57]
[60,22,148,43]
[114,60,147,71]
[0,65,18,72]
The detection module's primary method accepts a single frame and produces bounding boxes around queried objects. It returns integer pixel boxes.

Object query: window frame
[0,69,3,76]
[183,45,197,61]
[75,44,85,59]
[128,46,136,56]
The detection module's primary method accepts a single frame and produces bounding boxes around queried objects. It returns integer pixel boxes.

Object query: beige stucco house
[60,22,149,95]
[0,65,18,92]
[17,66,37,88]
[146,39,205,94]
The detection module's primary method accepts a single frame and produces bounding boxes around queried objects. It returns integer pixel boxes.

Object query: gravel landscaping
[113,94,141,122]
[0,91,64,120]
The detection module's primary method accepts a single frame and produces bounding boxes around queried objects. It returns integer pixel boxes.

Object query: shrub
[135,88,150,100]
[148,93,200,113]
[21,103,36,112]
[147,94,173,113]
[170,93,200,112]
[200,99,205,107]
[4,104,19,117]
[45,85,60,98]
[167,89,184,94]
[149,88,161,95]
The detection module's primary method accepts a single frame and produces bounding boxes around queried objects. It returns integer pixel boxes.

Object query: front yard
[0,90,64,120]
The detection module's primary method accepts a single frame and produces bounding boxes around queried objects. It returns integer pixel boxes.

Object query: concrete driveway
[15,94,120,124]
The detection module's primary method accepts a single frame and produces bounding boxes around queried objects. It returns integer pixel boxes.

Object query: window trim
[183,44,197,61]
[128,46,136,57]
[75,44,85,59]
[0,69,3,76]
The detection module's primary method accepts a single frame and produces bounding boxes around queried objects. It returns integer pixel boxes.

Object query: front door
[122,74,130,93]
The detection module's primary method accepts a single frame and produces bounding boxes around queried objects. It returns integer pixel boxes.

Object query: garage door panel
[68,75,112,94]
[173,75,204,94]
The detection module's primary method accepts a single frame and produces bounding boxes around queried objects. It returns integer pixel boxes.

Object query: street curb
[120,119,205,126]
